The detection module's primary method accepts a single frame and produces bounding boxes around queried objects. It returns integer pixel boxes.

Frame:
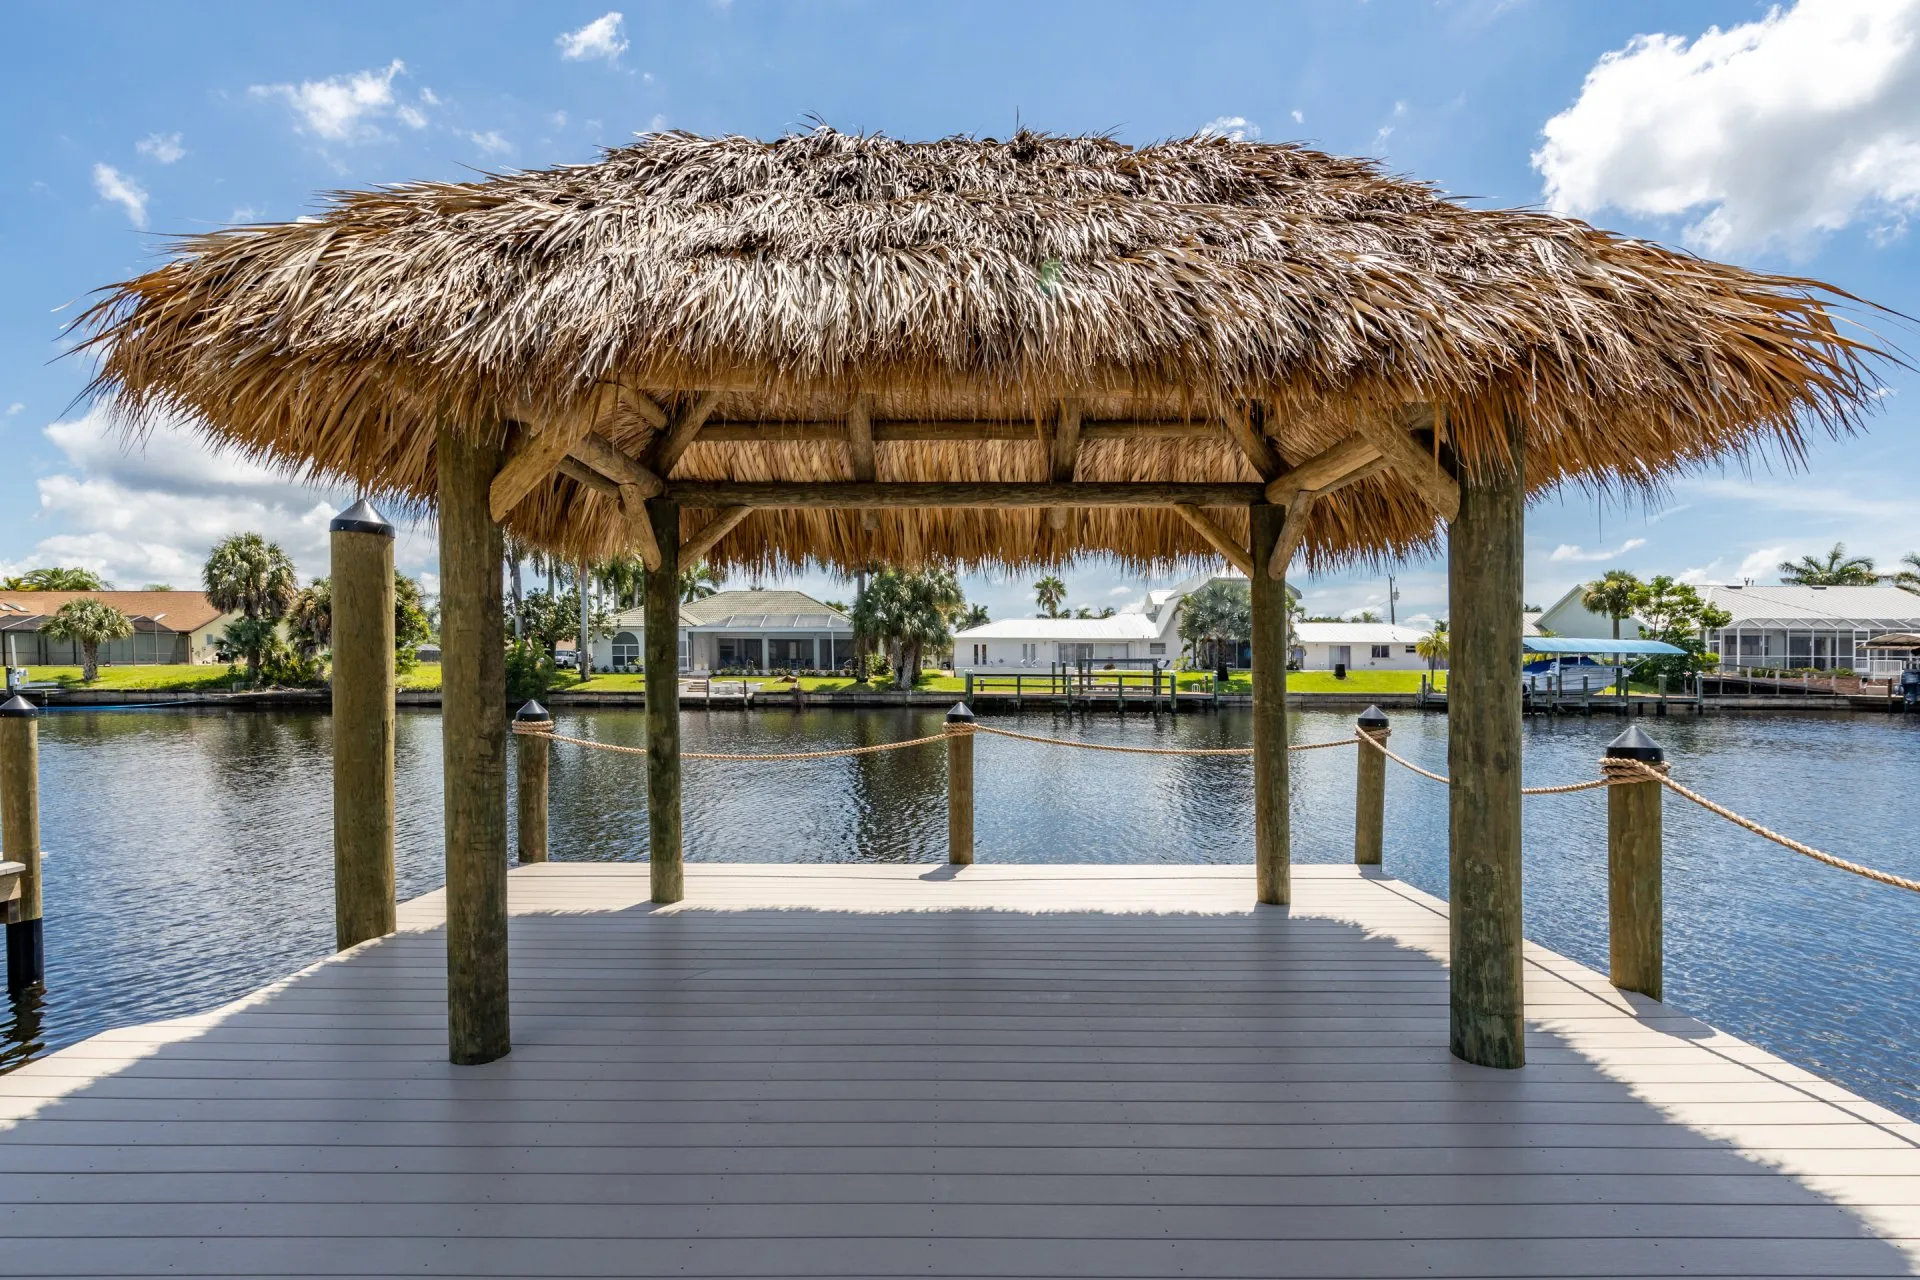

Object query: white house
[1701,584,1920,678]
[1533,585,1646,640]
[590,589,855,674]
[1290,622,1429,672]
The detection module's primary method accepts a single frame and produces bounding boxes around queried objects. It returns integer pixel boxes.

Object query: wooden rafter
[1270,491,1316,580]
[489,418,596,522]
[1222,405,1284,481]
[569,434,664,498]
[1355,413,1460,521]
[650,390,726,477]
[666,481,1266,508]
[1172,506,1255,580]
[1264,435,1381,506]
[681,505,752,565]
[694,420,1219,443]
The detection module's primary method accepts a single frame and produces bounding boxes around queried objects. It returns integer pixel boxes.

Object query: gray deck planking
[1,862,1917,1278]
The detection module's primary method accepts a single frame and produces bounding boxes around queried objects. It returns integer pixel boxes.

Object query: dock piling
[0,694,42,992]
[329,498,397,952]
[1354,706,1389,866]
[515,700,551,863]
[1604,726,1665,1000]
[945,703,975,865]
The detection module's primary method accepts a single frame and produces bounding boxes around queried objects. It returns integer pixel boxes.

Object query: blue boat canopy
[1523,637,1686,657]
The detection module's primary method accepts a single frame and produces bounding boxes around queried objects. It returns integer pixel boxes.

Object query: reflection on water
[7,704,1920,1117]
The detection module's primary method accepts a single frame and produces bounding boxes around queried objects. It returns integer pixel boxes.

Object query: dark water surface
[6,704,1918,1118]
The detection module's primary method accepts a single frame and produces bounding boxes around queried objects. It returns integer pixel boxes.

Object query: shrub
[505,641,556,704]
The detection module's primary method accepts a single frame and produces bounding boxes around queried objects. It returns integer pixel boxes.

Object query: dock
[3,862,1917,1277]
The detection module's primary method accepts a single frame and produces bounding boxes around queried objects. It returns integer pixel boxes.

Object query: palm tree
[1415,621,1449,677]
[285,580,332,659]
[42,598,133,681]
[1034,574,1067,618]
[679,563,725,602]
[1888,551,1919,594]
[202,532,297,681]
[1779,543,1878,586]
[1177,580,1251,671]
[2,566,110,591]
[851,568,966,689]
[1580,569,1644,639]
[958,603,990,629]
[594,555,649,611]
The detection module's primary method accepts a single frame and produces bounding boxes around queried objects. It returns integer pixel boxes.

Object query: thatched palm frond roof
[81,126,1886,574]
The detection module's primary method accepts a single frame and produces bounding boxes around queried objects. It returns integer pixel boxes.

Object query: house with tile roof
[590,589,855,673]
[0,590,238,668]
[1701,583,1920,678]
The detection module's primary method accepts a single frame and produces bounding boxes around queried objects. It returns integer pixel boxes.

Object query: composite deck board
[2,863,1916,1277]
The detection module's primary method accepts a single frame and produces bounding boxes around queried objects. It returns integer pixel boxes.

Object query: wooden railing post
[1604,726,1665,1000]
[1354,705,1389,867]
[515,700,551,864]
[1,694,43,992]
[945,703,975,865]
[330,498,397,952]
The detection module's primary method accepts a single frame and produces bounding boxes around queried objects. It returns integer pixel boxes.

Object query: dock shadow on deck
[2,864,1918,1277]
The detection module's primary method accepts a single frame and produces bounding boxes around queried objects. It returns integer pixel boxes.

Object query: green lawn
[21,664,243,692]
[1168,669,1445,695]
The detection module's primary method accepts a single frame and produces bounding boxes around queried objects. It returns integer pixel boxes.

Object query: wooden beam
[644,499,683,905]
[651,390,726,477]
[613,385,669,431]
[847,396,878,533]
[555,457,619,497]
[694,420,1220,443]
[1223,405,1284,481]
[681,505,752,565]
[1250,503,1291,906]
[1048,401,1083,532]
[489,420,593,522]
[1264,436,1381,505]
[1172,506,1255,580]
[1270,490,1316,579]
[665,481,1268,509]
[1357,415,1461,521]
[570,433,664,498]
[617,484,664,571]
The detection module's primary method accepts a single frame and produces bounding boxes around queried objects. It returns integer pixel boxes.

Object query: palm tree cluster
[1177,580,1252,671]
[1580,569,1643,640]
[1895,551,1920,594]
[1,566,110,591]
[1779,543,1880,586]
[1033,575,1067,618]
[203,532,298,682]
[283,573,433,670]
[850,568,966,690]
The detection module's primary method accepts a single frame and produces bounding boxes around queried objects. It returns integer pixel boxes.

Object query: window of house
[611,631,641,666]
[1370,645,1390,659]
[1405,645,1417,654]
[1149,643,1166,655]
[972,643,987,664]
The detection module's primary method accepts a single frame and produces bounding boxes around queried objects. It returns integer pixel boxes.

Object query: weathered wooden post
[514,700,551,864]
[1353,705,1389,867]
[438,427,511,1065]
[1249,503,1291,905]
[330,499,397,951]
[0,694,43,992]
[1448,413,1526,1069]
[1604,726,1665,1000]
[945,702,975,865]
[645,498,684,904]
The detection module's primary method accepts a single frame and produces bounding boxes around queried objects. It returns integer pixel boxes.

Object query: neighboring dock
[3,862,1918,1277]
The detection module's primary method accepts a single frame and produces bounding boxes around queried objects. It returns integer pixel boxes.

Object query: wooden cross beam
[665,481,1268,508]
[1222,405,1284,481]
[650,389,726,477]
[1172,506,1255,579]
[1264,435,1382,506]
[681,505,752,565]
[694,420,1218,443]
[1355,413,1460,521]
[1047,401,1083,531]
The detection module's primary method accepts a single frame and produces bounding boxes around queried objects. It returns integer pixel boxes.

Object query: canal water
[5,705,1918,1118]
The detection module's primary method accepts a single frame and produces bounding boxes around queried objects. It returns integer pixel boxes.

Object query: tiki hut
[80,127,1884,1068]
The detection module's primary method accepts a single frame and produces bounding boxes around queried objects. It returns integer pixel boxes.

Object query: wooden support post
[515,700,552,864]
[945,703,975,865]
[1447,413,1526,1069]
[1249,503,1291,905]
[1,694,43,992]
[330,500,397,952]
[438,427,511,1065]
[1605,727,1665,1000]
[1354,706,1389,867]
[645,498,684,904]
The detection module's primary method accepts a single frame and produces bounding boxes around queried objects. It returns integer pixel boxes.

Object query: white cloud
[1199,116,1260,141]
[91,164,148,228]
[467,129,513,157]
[1290,109,1304,124]
[1645,503,1693,525]
[229,205,263,223]
[25,405,434,587]
[135,131,186,164]
[549,110,569,129]
[558,12,628,62]
[1548,536,1648,563]
[1738,546,1787,583]
[5,403,22,416]
[1534,0,1920,253]
[646,112,667,133]
[249,60,426,143]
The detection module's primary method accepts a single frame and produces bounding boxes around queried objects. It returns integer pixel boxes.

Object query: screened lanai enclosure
[81,126,1883,1069]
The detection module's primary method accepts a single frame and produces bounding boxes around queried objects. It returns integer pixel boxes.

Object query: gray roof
[680,590,851,630]
[1703,584,1920,628]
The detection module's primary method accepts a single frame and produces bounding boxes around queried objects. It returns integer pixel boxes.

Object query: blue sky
[2,0,1915,623]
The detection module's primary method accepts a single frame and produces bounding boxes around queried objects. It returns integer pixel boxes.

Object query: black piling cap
[0,694,39,719]
[1604,725,1664,763]
[329,498,396,538]
[945,702,976,724]
[1357,704,1390,730]
[515,699,551,722]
